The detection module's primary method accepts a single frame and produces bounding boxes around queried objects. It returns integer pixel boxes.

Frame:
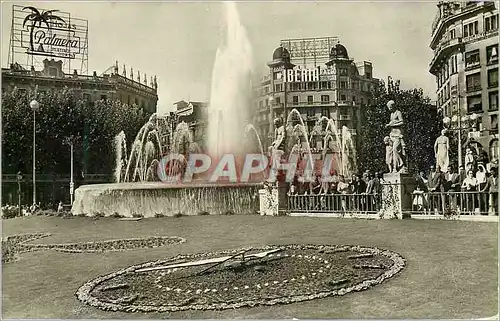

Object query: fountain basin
[71,182,262,217]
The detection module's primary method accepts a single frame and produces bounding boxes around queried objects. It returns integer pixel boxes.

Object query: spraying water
[114,131,127,183]
[207,1,253,157]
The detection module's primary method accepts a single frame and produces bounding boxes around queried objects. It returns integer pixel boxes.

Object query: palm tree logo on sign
[22,7,67,55]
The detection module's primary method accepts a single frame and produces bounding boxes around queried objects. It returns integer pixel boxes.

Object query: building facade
[2,60,159,114]
[253,43,379,154]
[429,1,499,165]
[171,100,208,151]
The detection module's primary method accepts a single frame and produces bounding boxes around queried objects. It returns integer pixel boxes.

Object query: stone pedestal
[379,173,417,219]
[258,185,278,216]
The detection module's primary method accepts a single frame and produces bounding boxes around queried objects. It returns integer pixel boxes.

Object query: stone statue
[269,118,286,172]
[385,100,406,173]
[384,136,393,173]
[434,129,450,172]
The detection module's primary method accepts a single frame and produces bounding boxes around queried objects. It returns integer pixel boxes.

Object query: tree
[358,77,441,174]
[1,87,148,177]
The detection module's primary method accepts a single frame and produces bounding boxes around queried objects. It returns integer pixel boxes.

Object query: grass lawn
[1,215,498,319]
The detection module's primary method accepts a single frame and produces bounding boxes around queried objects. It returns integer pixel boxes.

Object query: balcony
[429,37,463,74]
[338,114,352,121]
[465,61,481,71]
[466,84,482,94]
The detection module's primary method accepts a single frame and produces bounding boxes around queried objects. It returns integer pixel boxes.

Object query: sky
[1,1,439,115]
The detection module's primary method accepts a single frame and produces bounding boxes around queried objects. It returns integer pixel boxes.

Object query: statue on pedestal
[434,129,450,172]
[268,118,286,175]
[385,100,406,173]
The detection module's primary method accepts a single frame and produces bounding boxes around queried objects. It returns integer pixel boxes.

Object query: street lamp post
[30,100,39,206]
[443,112,480,166]
[16,172,22,217]
[70,139,74,205]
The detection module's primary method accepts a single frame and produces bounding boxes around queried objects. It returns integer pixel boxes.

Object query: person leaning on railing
[484,167,498,216]
[476,163,489,213]
[461,169,478,213]
[427,165,446,214]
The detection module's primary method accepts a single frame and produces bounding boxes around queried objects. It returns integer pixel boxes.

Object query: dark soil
[87,245,399,311]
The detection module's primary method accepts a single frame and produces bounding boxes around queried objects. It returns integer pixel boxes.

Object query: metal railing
[288,193,381,214]
[411,191,496,216]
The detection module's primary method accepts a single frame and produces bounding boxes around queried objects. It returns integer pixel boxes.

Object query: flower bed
[76,244,406,312]
[1,234,185,263]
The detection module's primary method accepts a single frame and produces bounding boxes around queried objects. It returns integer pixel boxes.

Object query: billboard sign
[12,6,88,60]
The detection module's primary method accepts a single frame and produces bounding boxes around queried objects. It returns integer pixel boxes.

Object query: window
[307,96,314,105]
[449,29,456,39]
[292,96,299,105]
[366,71,372,79]
[491,115,498,130]
[321,95,330,103]
[101,95,107,101]
[490,139,499,163]
[450,55,457,74]
[135,97,139,105]
[486,44,498,64]
[466,72,481,92]
[467,94,482,113]
[340,94,347,101]
[352,96,356,102]
[306,109,315,117]
[489,91,499,110]
[338,68,347,76]
[291,83,301,91]
[488,68,498,88]
[339,81,347,89]
[259,101,263,108]
[320,81,329,89]
[485,14,499,33]
[307,82,317,90]
[274,84,282,92]
[463,21,479,38]
[275,97,281,104]
[321,108,329,117]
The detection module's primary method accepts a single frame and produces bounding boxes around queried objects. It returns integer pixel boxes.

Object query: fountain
[207,1,253,157]
[71,1,261,217]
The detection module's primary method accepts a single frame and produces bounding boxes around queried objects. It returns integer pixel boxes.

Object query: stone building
[253,43,379,155]
[172,100,208,152]
[2,59,158,114]
[429,1,499,164]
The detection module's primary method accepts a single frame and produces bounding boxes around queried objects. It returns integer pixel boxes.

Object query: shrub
[198,211,210,216]
[93,212,105,218]
[154,213,165,218]
[110,212,124,218]
[132,213,144,218]
[173,212,184,218]
[222,210,235,216]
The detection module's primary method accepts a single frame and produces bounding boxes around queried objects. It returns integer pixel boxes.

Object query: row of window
[270,80,374,93]
[446,15,498,42]
[462,15,498,38]
[465,44,498,69]
[466,68,498,92]
[436,44,498,89]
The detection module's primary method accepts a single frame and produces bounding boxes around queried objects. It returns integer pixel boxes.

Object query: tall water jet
[114,131,127,183]
[207,1,253,157]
